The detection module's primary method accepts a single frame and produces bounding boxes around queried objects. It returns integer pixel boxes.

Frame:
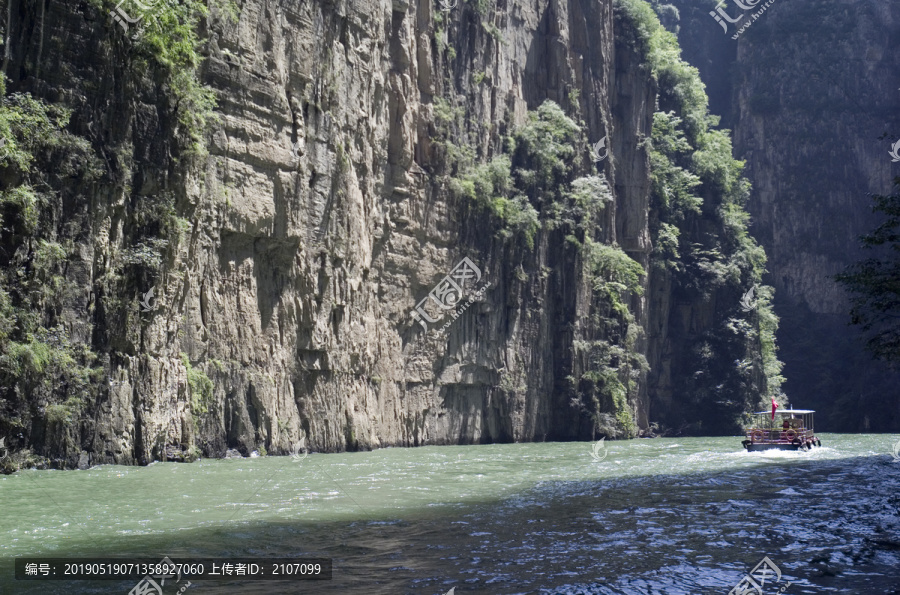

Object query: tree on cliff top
[836,177,900,364]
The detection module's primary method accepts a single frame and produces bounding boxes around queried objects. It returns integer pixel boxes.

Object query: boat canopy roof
[752,409,815,415]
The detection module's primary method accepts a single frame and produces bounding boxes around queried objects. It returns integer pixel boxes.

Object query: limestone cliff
[0,0,776,469]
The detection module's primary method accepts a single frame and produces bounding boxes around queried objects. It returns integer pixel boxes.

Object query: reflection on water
[1,436,899,593]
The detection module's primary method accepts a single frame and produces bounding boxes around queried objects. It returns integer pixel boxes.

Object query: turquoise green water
[2,434,899,593]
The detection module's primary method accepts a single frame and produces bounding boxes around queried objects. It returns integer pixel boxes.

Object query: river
[1,435,899,594]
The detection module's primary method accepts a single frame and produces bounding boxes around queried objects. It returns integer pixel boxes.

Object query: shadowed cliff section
[668,0,900,431]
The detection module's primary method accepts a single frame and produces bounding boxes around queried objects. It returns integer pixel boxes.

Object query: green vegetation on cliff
[436,0,786,434]
[182,353,214,429]
[88,0,233,152]
[0,0,228,469]
[836,178,900,363]
[576,237,648,437]
[444,100,645,438]
[617,0,783,433]
[0,75,104,469]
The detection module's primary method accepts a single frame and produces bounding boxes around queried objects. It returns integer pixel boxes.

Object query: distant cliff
[669,0,900,431]
[0,0,778,470]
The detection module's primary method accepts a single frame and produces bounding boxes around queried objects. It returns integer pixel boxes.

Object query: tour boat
[741,407,822,452]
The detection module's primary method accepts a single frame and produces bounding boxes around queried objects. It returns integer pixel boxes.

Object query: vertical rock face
[190,0,658,452]
[0,0,775,468]
[191,0,623,453]
[672,0,900,430]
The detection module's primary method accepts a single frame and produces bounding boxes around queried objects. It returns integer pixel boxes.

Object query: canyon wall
[672,0,900,431]
[0,0,774,468]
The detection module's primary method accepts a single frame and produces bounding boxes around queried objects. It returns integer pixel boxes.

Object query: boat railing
[744,427,814,442]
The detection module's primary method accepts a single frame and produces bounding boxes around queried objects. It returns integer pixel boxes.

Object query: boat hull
[741,440,821,452]
[745,443,801,452]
